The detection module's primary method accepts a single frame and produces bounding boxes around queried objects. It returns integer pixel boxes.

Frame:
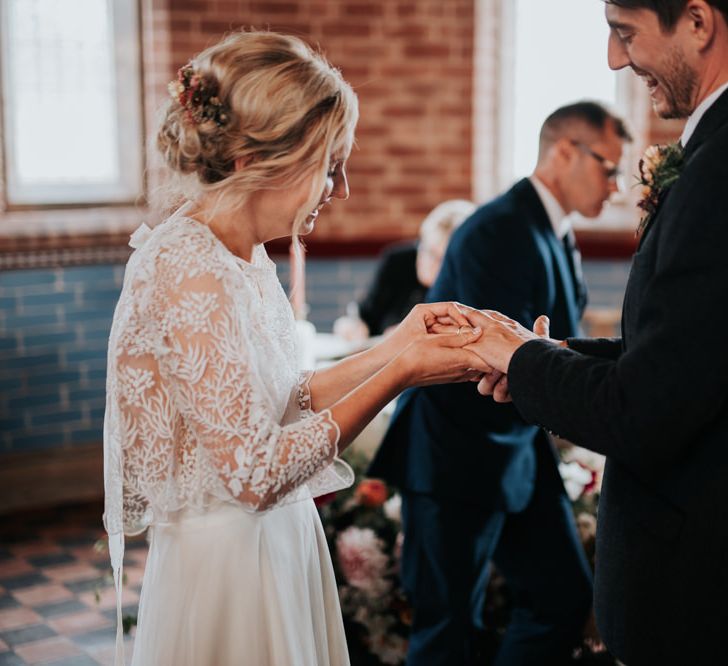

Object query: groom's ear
[685,0,716,50]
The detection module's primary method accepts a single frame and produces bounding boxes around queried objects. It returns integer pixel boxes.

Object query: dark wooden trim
[265,237,407,258]
[0,444,104,515]
[574,228,637,260]
[270,229,638,260]
[0,228,638,270]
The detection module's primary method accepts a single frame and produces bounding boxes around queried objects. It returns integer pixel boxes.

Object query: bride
[104,30,487,666]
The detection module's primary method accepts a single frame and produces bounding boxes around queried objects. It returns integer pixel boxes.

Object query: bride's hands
[381,302,475,359]
[393,325,491,388]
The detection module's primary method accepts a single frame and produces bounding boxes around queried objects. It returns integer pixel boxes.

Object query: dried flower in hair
[168,64,230,127]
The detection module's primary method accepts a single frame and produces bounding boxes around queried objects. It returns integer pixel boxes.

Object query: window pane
[1,0,142,205]
[512,0,617,177]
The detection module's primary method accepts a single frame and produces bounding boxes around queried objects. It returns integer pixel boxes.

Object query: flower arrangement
[320,444,614,665]
[318,451,411,665]
[636,142,684,235]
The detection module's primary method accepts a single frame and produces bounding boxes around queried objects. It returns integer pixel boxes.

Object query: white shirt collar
[680,81,728,147]
[529,176,570,239]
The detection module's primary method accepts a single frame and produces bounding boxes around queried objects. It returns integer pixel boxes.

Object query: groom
[467,1,728,665]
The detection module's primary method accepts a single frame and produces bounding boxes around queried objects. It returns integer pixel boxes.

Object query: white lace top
[103,209,353,542]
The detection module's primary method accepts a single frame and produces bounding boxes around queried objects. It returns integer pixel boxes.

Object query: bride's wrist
[383,348,414,393]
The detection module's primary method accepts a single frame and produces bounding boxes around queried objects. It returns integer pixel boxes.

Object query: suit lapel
[516,179,581,334]
[563,228,588,315]
[544,228,580,333]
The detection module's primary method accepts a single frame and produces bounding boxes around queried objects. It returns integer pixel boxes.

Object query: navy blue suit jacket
[369,179,586,511]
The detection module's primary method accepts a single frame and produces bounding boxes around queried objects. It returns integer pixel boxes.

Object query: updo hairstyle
[157,30,359,232]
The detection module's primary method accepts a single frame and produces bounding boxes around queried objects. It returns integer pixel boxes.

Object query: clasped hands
[391,302,560,400]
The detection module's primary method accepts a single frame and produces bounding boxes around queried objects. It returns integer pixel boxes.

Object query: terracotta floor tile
[44,563,101,584]
[0,607,43,631]
[48,610,112,636]
[14,635,83,664]
[85,635,135,666]
[0,559,34,579]
[13,584,73,606]
[67,544,108,563]
[79,587,138,611]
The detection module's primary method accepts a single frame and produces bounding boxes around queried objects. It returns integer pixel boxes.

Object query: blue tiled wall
[0,257,630,455]
[0,265,124,454]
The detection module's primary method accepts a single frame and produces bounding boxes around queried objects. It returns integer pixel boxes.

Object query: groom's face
[605,5,698,119]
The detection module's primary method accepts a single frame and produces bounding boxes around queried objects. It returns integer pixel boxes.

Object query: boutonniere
[636,142,685,235]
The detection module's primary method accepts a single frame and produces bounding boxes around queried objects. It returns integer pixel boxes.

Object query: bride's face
[299,157,349,235]
[270,155,350,238]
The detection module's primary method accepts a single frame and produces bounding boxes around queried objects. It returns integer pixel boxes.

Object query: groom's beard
[648,46,698,120]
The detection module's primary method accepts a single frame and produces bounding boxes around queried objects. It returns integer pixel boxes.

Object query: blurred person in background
[334,199,476,340]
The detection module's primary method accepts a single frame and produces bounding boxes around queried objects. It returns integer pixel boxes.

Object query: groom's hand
[458,309,538,373]
[475,315,552,400]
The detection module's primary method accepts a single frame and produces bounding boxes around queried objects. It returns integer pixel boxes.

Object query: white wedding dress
[103,207,354,665]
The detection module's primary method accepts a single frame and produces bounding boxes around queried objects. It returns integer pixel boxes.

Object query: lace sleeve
[297,370,315,412]
[282,370,355,499]
[157,268,340,512]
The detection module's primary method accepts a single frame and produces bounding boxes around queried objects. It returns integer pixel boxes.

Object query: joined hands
[384,302,491,388]
[431,306,563,402]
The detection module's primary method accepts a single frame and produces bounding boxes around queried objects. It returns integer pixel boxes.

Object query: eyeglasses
[570,140,621,181]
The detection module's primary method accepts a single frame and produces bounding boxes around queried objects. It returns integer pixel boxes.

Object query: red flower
[355,479,388,507]
[583,468,598,495]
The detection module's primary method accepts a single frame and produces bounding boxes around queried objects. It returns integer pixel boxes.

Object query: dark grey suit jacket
[508,89,728,665]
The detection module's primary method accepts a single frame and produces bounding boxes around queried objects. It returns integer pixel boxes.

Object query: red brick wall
[144,0,475,241]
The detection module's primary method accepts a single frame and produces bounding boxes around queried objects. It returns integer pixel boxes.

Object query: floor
[0,502,141,665]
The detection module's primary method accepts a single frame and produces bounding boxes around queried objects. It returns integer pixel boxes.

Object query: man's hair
[604,0,728,31]
[538,101,632,160]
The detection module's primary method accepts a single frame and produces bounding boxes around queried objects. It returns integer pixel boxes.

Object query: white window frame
[473,0,650,228]
[0,0,144,207]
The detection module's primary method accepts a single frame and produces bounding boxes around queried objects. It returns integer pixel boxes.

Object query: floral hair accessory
[635,142,684,235]
[167,64,229,127]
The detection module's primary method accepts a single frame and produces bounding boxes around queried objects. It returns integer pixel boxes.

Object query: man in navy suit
[466,2,728,665]
[369,102,631,665]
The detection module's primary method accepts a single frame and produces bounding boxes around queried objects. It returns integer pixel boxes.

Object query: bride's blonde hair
[156,30,358,241]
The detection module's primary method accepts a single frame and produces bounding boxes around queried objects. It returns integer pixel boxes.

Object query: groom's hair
[604,0,728,31]
[538,101,632,162]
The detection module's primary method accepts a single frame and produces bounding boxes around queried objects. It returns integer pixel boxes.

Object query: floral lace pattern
[104,210,353,538]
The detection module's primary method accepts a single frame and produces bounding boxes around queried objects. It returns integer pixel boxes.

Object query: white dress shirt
[680,81,728,147]
[529,175,570,239]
